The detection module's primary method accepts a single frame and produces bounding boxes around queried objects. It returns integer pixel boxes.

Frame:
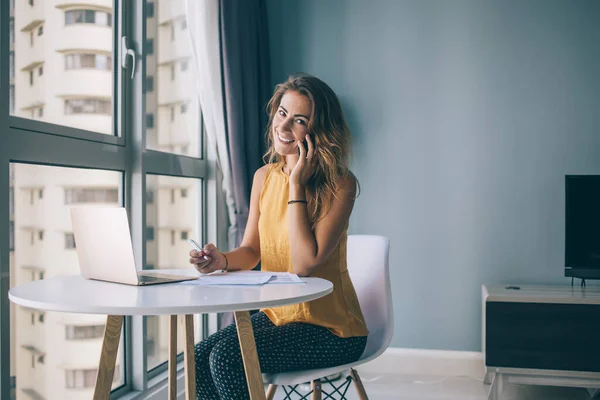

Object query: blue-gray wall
[267,0,600,351]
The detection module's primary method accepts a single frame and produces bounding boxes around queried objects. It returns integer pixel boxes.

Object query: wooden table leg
[168,315,178,400]
[184,314,196,400]
[234,311,267,400]
[93,315,123,400]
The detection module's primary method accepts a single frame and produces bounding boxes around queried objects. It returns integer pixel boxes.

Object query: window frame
[0,0,220,398]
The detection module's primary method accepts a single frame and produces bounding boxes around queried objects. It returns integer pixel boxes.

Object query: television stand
[482,284,600,400]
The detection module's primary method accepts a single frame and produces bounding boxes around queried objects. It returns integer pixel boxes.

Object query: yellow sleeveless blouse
[258,165,368,338]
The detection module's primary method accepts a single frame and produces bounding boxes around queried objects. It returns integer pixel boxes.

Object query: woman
[190,73,368,399]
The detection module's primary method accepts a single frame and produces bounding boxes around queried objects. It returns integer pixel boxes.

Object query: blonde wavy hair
[263,73,358,224]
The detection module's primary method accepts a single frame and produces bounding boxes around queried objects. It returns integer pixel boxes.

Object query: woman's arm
[288,173,357,276]
[190,165,267,272]
[222,166,267,270]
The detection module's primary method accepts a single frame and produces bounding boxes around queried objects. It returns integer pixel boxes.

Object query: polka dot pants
[194,312,367,400]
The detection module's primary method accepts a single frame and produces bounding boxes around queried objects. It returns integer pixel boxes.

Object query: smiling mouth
[277,131,295,144]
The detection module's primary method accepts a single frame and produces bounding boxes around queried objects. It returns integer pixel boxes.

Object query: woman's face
[272,90,312,156]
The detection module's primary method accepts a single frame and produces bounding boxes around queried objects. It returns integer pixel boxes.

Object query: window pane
[146,0,201,157]
[145,174,201,371]
[12,3,115,135]
[9,163,125,399]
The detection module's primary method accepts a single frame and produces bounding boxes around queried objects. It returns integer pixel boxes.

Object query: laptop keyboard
[137,275,167,283]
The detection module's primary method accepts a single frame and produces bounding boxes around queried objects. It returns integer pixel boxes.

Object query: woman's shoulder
[253,164,277,190]
[338,170,358,198]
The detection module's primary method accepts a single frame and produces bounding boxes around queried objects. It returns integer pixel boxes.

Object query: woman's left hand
[290,134,318,187]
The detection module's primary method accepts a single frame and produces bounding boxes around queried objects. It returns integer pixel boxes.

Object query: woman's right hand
[189,243,226,274]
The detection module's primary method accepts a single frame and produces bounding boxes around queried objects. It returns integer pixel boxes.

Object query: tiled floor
[270,371,596,399]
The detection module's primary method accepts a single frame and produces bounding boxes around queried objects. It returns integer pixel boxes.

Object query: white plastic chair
[263,235,393,399]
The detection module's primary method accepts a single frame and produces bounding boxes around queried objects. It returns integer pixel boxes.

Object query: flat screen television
[565,175,600,280]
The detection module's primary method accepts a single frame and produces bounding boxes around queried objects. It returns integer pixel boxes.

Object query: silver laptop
[70,207,197,286]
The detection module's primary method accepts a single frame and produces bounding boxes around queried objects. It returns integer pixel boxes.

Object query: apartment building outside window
[4,1,209,398]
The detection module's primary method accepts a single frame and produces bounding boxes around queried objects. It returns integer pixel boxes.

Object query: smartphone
[188,239,209,260]
[297,137,309,156]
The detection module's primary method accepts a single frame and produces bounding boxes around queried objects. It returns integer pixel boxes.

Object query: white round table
[9,269,333,400]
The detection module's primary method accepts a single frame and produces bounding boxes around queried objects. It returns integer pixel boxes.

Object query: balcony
[55,69,112,99]
[57,25,112,55]
[17,31,45,84]
[55,0,112,10]
[17,0,44,34]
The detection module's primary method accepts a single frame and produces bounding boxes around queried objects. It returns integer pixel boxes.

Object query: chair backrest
[347,235,393,360]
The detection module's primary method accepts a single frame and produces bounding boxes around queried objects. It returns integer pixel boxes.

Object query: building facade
[10,1,200,398]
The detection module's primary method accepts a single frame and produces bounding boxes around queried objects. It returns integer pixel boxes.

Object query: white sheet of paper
[179,271,304,286]
[180,271,274,286]
[267,272,304,284]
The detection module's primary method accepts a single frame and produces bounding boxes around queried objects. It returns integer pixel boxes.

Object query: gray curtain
[218,0,271,328]
[220,0,271,248]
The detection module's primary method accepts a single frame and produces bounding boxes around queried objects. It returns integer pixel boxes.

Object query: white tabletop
[8,270,333,315]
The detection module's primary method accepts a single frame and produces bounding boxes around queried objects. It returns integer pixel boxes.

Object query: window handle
[121,36,136,79]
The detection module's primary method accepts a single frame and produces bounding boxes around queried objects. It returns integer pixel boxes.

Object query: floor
[270,371,597,399]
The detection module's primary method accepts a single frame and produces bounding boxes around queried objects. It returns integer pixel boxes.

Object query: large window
[145,1,201,157]
[3,1,212,399]
[145,175,202,371]
[9,164,125,399]
[12,4,115,135]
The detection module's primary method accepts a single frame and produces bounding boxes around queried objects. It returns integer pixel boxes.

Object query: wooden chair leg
[266,384,278,400]
[168,315,177,400]
[93,315,123,400]
[184,315,196,400]
[234,311,267,400]
[350,368,369,400]
[311,379,322,400]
